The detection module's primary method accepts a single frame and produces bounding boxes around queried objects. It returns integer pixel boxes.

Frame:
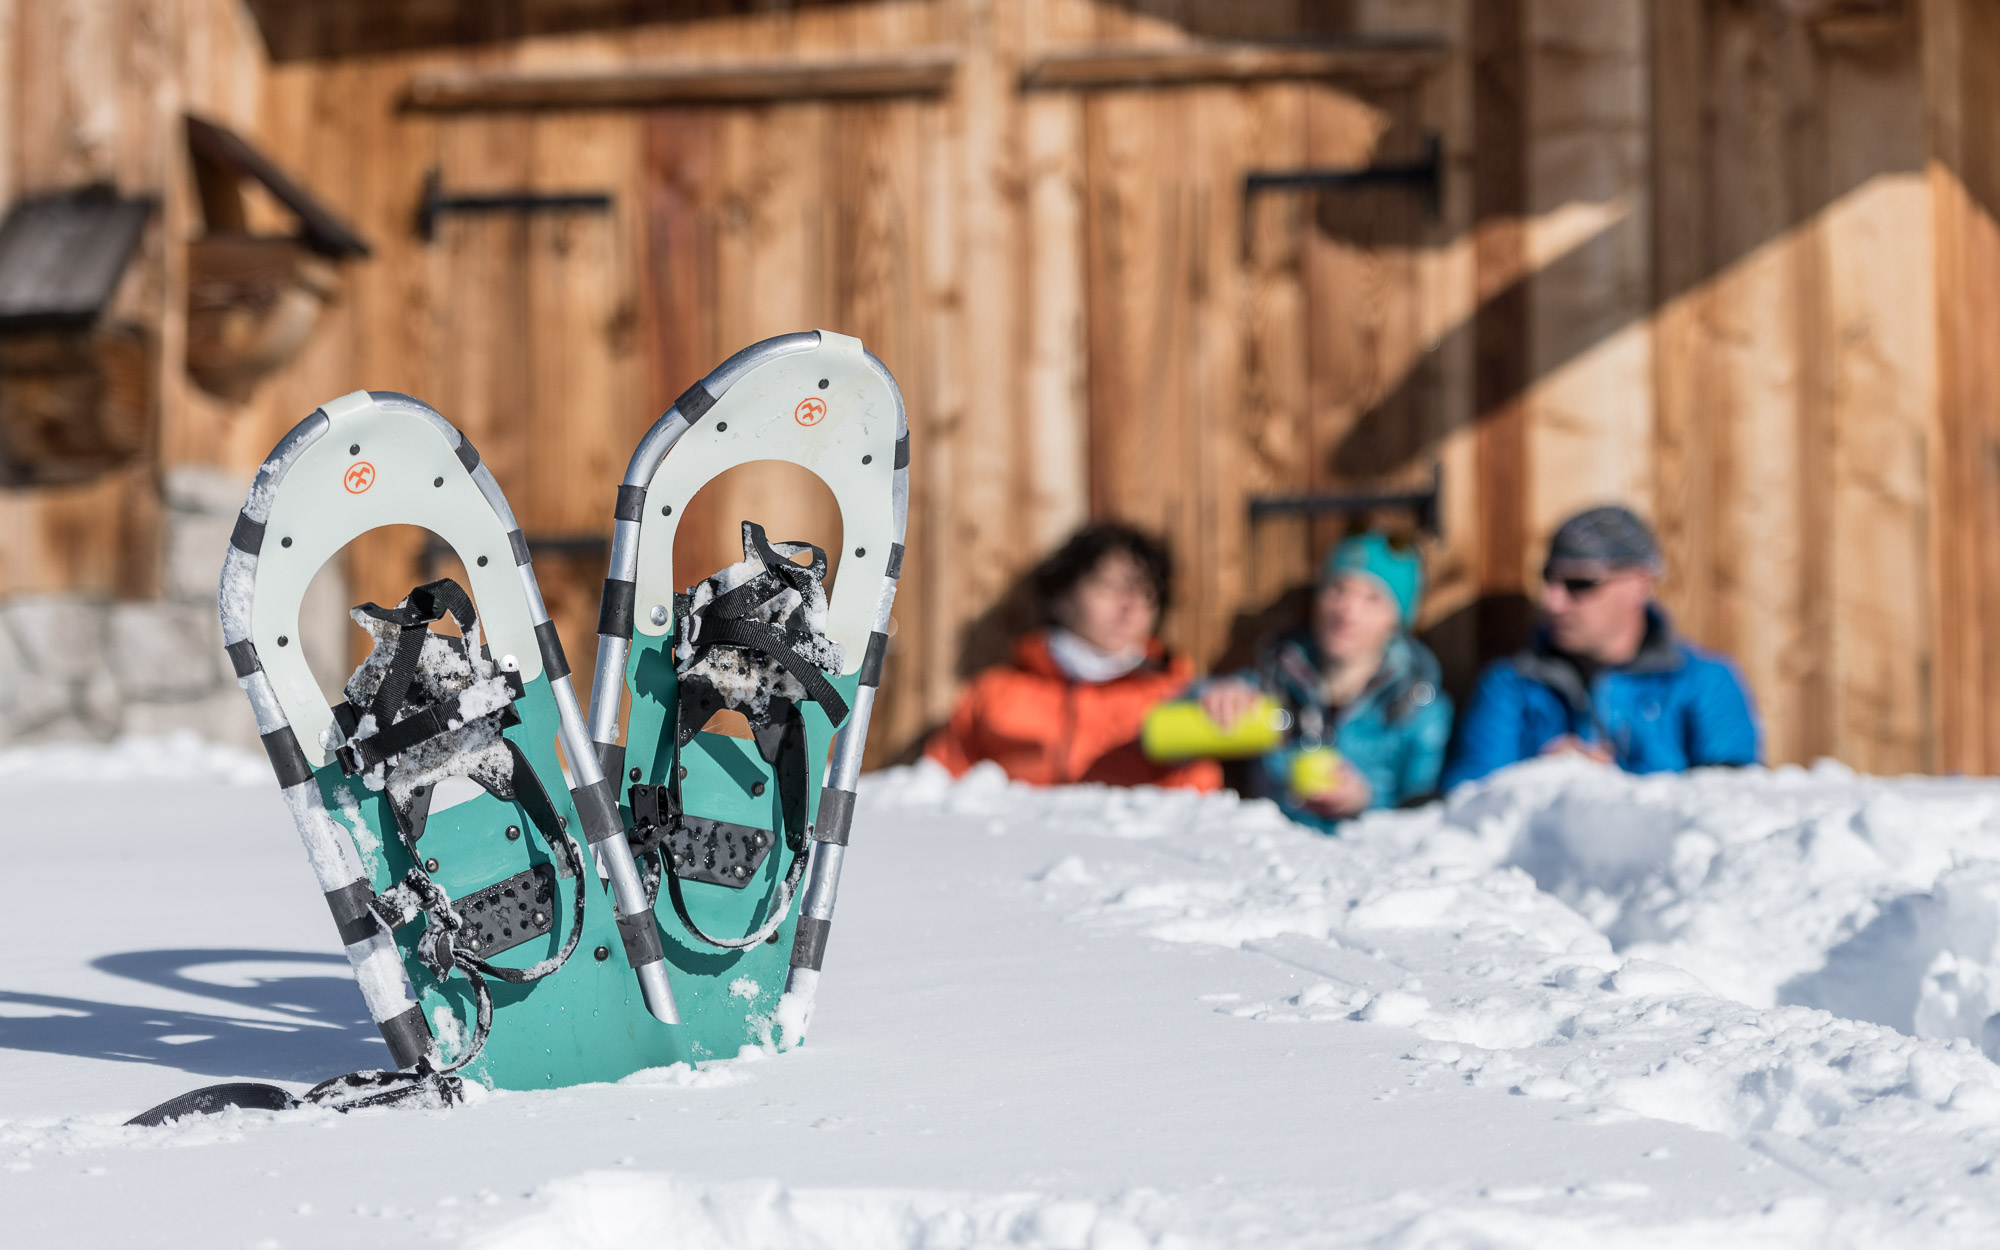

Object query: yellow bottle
[1141,697,1290,763]
[1289,745,1343,798]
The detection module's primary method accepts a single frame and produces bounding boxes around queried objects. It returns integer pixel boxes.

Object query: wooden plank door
[640,101,931,765]
[1082,78,1439,672]
[342,110,652,723]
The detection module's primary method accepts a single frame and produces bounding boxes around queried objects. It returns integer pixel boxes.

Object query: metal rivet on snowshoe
[732,865,747,880]
[558,816,568,830]
[433,476,444,487]
[650,605,669,626]
[862,454,872,465]
[661,504,672,516]
[678,766,688,780]
[715,422,727,432]
[424,857,439,872]
[532,912,545,925]
[477,555,488,567]
[281,536,292,548]
[767,930,781,944]
[818,378,829,389]
[594,945,610,961]
[506,825,520,840]
[348,443,359,455]
[276,635,288,646]
[630,767,642,781]
[469,940,482,952]
[855,547,865,558]
[751,781,765,796]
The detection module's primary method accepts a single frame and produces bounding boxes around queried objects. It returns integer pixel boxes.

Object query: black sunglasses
[1543,573,1609,596]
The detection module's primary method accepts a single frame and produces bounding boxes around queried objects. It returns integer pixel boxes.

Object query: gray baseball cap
[1544,505,1661,576]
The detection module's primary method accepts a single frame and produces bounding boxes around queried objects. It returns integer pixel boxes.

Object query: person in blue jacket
[1200,532,1453,833]
[1444,505,1761,789]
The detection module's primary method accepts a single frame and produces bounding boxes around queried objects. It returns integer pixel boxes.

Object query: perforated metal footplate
[628,784,780,890]
[455,864,556,957]
[667,816,778,890]
[664,816,772,892]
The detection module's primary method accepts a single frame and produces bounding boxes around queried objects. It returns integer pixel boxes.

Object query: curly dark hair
[1031,522,1174,625]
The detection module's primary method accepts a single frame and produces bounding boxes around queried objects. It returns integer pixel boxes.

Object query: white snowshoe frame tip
[219,391,679,1068]
[587,329,909,1028]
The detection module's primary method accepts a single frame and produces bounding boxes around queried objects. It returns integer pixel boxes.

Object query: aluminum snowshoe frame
[218,390,685,1094]
[588,329,907,1050]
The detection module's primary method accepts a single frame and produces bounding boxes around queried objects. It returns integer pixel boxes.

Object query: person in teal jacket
[1200,533,1453,833]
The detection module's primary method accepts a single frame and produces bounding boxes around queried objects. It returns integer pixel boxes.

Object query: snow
[11,742,2000,1245]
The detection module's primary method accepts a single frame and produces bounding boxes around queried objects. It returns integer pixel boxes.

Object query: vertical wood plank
[1471,0,1535,664]
[1648,0,1714,650]
[1522,0,1655,542]
[1820,17,1935,773]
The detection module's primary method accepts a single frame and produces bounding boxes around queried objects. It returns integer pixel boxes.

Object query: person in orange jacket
[926,523,1221,791]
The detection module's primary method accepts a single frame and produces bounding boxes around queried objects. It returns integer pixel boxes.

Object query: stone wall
[0,467,349,750]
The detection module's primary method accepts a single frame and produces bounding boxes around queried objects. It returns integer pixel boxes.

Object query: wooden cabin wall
[0,0,265,599]
[6,0,2000,775]
[231,0,1461,767]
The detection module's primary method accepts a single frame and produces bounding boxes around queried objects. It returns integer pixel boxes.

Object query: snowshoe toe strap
[675,616,847,737]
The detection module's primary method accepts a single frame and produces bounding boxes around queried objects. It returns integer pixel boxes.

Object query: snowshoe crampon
[211,390,682,1102]
[588,329,907,1055]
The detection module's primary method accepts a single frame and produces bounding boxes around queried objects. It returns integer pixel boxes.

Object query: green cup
[1141,697,1289,763]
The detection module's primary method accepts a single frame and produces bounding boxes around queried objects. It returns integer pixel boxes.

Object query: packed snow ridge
[865,757,2000,1238]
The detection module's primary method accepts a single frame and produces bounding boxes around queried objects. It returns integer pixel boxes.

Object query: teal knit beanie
[1320,533,1423,627]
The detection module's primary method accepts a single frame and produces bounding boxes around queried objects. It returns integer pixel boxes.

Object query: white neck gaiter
[1045,628,1147,683]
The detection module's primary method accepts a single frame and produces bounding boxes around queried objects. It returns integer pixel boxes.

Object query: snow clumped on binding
[675,547,844,721]
[336,599,516,804]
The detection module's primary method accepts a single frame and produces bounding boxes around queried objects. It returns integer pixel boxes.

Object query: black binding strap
[690,617,849,727]
[663,837,808,952]
[614,484,647,522]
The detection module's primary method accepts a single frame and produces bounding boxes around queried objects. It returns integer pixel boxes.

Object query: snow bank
[859,758,2000,1243]
[0,730,268,786]
[471,1173,1180,1250]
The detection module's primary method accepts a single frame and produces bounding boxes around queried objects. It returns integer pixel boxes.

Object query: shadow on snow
[0,948,387,1081]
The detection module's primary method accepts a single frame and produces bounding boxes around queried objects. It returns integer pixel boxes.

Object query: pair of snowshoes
[136,331,904,1120]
